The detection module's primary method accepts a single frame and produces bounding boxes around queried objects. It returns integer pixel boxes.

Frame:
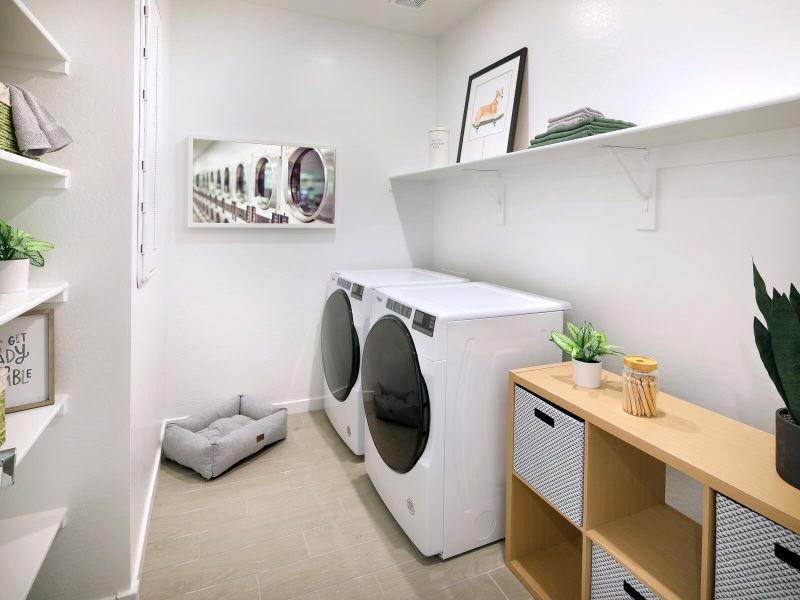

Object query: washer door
[255,157,277,210]
[321,290,360,402]
[362,315,430,473]
[284,147,334,223]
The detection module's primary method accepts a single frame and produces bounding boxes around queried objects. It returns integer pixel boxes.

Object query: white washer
[321,269,468,456]
[361,282,570,558]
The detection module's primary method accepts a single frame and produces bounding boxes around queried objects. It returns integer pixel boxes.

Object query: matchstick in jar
[623,356,659,417]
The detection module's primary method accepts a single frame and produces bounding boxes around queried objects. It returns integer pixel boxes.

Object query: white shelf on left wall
[0,283,68,327]
[0,508,67,600]
[0,394,68,466]
[0,0,70,75]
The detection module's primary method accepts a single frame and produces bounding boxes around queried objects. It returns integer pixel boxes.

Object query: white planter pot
[572,359,602,389]
[0,259,30,294]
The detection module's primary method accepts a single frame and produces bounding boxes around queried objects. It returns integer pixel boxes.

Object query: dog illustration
[473,88,504,129]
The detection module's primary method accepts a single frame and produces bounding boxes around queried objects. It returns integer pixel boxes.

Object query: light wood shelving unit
[507,363,800,600]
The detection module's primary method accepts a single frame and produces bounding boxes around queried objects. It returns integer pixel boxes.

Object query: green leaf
[753,262,773,327]
[23,240,54,252]
[550,331,577,356]
[790,284,800,323]
[769,293,800,423]
[566,321,581,342]
[754,316,787,402]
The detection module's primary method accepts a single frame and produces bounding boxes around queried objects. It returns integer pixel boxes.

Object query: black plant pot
[776,408,800,490]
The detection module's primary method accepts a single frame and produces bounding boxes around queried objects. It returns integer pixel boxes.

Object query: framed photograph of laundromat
[0,308,55,413]
[188,136,336,228]
[456,48,527,163]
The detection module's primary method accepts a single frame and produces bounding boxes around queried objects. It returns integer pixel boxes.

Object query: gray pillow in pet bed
[162,396,288,479]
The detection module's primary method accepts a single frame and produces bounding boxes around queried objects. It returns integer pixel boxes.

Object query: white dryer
[361,282,570,558]
[321,269,468,456]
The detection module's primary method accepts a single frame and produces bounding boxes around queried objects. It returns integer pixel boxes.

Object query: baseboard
[272,396,323,413]
[120,419,166,600]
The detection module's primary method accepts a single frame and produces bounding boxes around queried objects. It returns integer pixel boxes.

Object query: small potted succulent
[752,263,800,489]
[0,219,54,294]
[550,321,622,388]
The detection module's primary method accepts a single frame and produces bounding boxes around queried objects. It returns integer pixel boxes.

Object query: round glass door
[287,148,327,221]
[361,315,429,473]
[255,157,276,209]
[321,290,360,402]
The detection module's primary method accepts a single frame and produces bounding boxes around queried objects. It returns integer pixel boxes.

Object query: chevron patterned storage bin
[715,494,800,598]
[512,385,585,526]
[590,543,659,599]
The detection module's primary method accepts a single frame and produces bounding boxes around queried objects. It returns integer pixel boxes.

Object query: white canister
[428,127,450,168]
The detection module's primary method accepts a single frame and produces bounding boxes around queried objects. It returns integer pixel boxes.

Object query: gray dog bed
[162,395,287,479]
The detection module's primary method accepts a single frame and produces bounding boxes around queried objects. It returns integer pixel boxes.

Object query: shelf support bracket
[464,169,505,226]
[602,145,657,231]
[0,449,15,490]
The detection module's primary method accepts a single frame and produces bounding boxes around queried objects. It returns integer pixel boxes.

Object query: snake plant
[550,321,623,363]
[0,219,54,267]
[753,263,800,424]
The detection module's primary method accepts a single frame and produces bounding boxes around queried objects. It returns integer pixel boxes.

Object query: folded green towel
[529,124,629,146]
[538,116,636,137]
[529,130,594,148]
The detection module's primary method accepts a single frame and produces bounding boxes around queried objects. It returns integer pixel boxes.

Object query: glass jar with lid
[623,355,659,417]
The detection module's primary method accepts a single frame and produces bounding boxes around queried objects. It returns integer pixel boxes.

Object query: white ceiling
[249,0,489,37]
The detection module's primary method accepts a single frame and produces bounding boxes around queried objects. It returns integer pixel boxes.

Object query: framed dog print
[456,48,527,163]
[0,309,54,413]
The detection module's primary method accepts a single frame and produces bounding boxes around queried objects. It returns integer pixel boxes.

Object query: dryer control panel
[412,310,436,337]
[351,283,364,301]
[337,277,352,290]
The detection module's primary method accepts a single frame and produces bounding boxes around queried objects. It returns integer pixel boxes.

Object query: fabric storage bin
[591,543,659,599]
[512,384,585,526]
[715,494,800,598]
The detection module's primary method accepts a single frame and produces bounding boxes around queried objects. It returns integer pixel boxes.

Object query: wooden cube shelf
[506,474,583,600]
[507,363,800,600]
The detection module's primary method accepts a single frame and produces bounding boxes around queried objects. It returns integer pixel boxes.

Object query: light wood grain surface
[512,363,800,534]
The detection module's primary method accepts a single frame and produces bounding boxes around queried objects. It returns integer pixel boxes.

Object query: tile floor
[140,411,532,600]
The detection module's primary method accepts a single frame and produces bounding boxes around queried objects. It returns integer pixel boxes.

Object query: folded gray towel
[8,84,72,157]
[548,106,605,124]
[548,114,602,130]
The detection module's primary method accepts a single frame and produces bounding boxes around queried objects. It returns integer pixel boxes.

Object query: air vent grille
[392,0,428,8]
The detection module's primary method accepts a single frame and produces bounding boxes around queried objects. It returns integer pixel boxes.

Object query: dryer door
[321,289,360,401]
[362,315,430,473]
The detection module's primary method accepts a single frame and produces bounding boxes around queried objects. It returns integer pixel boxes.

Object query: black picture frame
[456,48,527,163]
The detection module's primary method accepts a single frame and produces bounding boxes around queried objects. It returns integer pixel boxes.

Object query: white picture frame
[187,136,336,229]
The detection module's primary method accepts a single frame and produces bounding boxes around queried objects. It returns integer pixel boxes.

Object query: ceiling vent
[390,0,428,8]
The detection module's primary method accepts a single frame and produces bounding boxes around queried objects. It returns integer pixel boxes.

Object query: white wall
[431,0,800,521]
[0,1,138,598]
[130,0,170,592]
[163,0,437,418]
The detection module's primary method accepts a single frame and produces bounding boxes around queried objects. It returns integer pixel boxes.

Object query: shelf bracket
[464,169,505,226]
[0,449,15,489]
[602,145,657,231]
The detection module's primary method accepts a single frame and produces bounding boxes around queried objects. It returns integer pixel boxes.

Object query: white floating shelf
[0,508,67,600]
[1,394,68,466]
[389,94,800,184]
[0,151,70,189]
[0,283,68,327]
[0,0,70,75]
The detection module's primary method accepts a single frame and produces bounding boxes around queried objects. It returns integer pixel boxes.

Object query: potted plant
[550,321,622,388]
[752,263,800,489]
[0,219,54,294]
